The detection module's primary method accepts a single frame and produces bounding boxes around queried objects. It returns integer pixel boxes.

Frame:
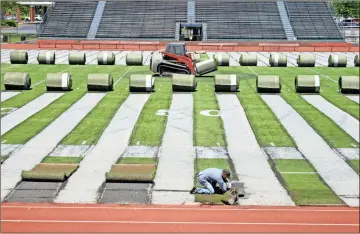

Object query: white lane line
[114,67,134,85]
[2,205,357,212]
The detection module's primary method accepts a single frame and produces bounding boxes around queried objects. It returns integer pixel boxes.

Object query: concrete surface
[263,147,304,159]
[336,148,359,160]
[121,146,159,158]
[1,93,64,135]
[153,94,195,203]
[49,144,94,157]
[345,95,359,104]
[1,93,105,201]
[217,94,295,206]
[1,92,20,102]
[152,191,194,204]
[1,144,22,156]
[195,146,228,158]
[54,94,150,204]
[302,95,359,142]
[262,94,359,207]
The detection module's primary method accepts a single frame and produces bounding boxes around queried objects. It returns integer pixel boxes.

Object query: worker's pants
[195,176,216,194]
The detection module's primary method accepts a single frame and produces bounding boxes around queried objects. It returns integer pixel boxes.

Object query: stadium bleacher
[40,1,97,38]
[95,0,187,39]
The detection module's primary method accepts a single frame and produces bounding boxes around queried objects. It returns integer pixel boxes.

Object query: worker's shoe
[190,187,196,194]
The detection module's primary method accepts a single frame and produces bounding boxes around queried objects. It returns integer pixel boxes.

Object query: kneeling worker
[190,168,231,194]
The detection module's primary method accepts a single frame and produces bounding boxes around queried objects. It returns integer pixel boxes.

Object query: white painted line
[152,94,195,204]
[54,94,150,203]
[307,68,337,83]
[1,93,106,201]
[302,95,359,142]
[1,219,358,227]
[217,94,295,206]
[2,205,358,212]
[1,92,20,102]
[261,95,359,207]
[1,93,64,135]
[114,67,134,85]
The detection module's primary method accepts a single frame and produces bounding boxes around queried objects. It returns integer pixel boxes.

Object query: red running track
[1,203,359,233]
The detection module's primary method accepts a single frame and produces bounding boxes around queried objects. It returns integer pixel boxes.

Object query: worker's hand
[227,182,232,189]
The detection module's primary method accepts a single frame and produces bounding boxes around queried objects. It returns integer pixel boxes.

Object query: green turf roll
[105,164,156,182]
[37,51,56,64]
[295,75,320,93]
[239,54,257,66]
[21,163,79,182]
[354,55,359,67]
[297,54,316,67]
[213,53,230,66]
[256,75,281,93]
[21,171,66,181]
[172,74,197,91]
[150,51,163,73]
[97,52,115,65]
[4,72,31,90]
[269,53,287,67]
[46,73,72,91]
[68,51,86,65]
[338,76,359,94]
[10,50,28,64]
[195,58,218,75]
[129,74,155,92]
[214,74,238,92]
[126,52,143,65]
[88,73,113,91]
[328,55,347,67]
[193,54,201,63]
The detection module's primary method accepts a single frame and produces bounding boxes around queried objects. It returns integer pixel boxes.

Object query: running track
[1,203,359,233]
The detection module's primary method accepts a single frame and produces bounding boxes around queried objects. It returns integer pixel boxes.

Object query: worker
[190,168,231,194]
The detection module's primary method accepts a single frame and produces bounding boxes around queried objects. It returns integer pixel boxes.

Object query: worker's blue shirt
[198,168,228,192]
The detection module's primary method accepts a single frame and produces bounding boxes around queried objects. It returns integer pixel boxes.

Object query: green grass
[272,159,343,205]
[349,160,359,174]
[1,64,71,109]
[244,66,359,148]
[116,157,157,164]
[41,156,83,164]
[129,78,172,146]
[200,54,209,61]
[193,78,226,147]
[61,72,130,145]
[194,158,233,204]
[1,65,130,144]
[310,67,359,119]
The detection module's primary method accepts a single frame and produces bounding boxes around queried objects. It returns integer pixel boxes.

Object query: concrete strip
[1,93,64,135]
[280,52,297,66]
[121,146,159,158]
[55,50,70,64]
[142,51,153,65]
[54,94,150,203]
[117,51,130,65]
[302,95,359,142]
[85,51,98,65]
[336,148,359,160]
[263,147,304,159]
[152,94,195,204]
[261,94,359,206]
[1,50,11,63]
[49,145,94,157]
[1,92,20,102]
[310,52,328,67]
[27,50,39,64]
[227,52,240,66]
[0,93,106,201]
[217,94,295,206]
[248,52,268,66]
[152,191,195,205]
[0,144,22,156]
[195,146,228,158]
[345,95,359,104]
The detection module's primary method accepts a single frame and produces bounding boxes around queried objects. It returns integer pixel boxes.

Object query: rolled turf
[21,163,79,182]
[105,164,156,182]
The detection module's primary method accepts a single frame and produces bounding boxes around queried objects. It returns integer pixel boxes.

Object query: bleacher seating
[195,0,287,40]
[95,0,187,39]
[40,1,97,38]
[285,1,343,40]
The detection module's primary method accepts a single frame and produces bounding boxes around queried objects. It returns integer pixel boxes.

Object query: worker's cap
[222,169,231,177]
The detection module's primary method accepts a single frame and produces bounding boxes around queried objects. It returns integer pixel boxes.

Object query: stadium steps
[187,0,196,24]
[285,1,343,40]
[277,1,297,41]
[87,1,107,40]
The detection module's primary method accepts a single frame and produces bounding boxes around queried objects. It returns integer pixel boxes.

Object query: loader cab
[165,43,187,56]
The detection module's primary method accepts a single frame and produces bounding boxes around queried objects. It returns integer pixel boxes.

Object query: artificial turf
[193,78,226,147]
[271,159,343,205]
[116,157,157,164]
[41,156,83,164]
[349,159,359,174]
